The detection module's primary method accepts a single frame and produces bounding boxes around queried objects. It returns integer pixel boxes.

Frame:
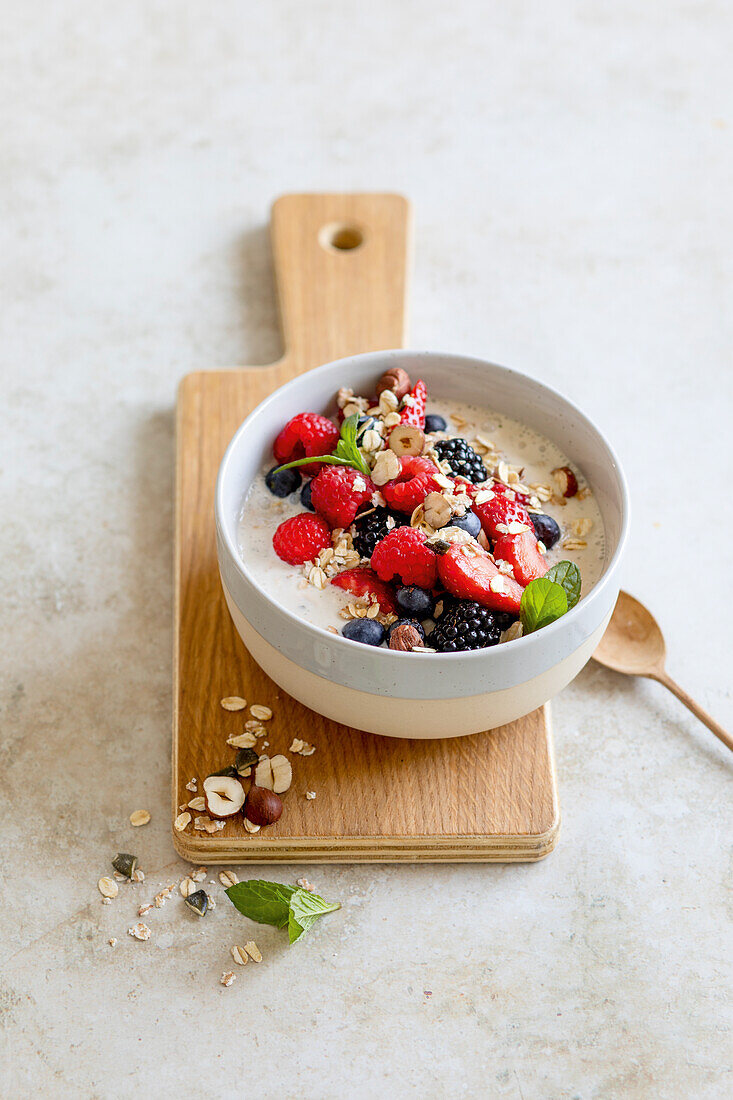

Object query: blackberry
[431,600,502,652]
[352,507,406,560]
[432,438,488,484]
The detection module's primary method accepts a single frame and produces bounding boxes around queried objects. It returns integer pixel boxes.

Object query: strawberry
[399,379,427,429]
[381,456,444,514]
[473,488,533,541]
[273,413,340,474]
[330,567,397,614]
[437,543,524,614]
[272,513,331,565]
[371,527,438,588]
[310,465,375,528]
[492,529,549,586]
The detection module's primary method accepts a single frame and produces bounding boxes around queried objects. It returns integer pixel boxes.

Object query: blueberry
[530,512,561,550]
[396,586,434,619]
[451,509,481,537]
[424,414,447,433]
[265,465,301,498]
[300,478,314,511]
[342,618,385,646]
[386,618,426,644]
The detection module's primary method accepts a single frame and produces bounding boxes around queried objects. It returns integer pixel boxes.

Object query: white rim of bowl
[215,349,630,662]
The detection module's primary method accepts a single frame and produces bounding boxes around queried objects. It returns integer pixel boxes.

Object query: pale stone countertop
[2,3,732,1097]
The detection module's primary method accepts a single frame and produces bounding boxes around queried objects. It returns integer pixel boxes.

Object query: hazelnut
[388,424,425,458]
[254,754,293,794]
[389,623,423,651]
[376,367,411,401]
[203,774,246,818]
[244,784,283,826]
[551,466,579,498]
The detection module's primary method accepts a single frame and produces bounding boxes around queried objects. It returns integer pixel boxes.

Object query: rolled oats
[290,738,316,756]
[191,867,208,881]
[174,811,192,831]
[221,696,247,711]
[305,790,317,800]
[128,923,151,941]
[180,876,196,897]
[219,870,239,888]
[98,877,118,899]
[230,945,248,965]
[244,941,262,962]
[185,778,197,793]
[220,971,236,987]
[129,810,151,827]
[249,704,272,722]
[243,818,261,833]
[227,731,257,749]
[187,796,206,811]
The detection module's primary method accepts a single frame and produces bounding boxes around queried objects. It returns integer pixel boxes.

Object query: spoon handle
[651,671,733,753]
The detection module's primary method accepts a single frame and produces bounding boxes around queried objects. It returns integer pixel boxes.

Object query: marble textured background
[1,2,731,1097]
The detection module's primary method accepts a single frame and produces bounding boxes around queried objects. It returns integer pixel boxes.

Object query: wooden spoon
[594,590,733,752]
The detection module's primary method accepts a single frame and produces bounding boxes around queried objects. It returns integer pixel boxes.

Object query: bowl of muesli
[216,350,629,738]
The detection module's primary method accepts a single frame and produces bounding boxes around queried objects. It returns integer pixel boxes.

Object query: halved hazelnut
[551,466,578,498]
[254,754,292,794]
[388,424,424,458]
[244,785,283,826]
[203,775,246,818]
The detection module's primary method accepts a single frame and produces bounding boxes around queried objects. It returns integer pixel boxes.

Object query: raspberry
[436,543,524,614]
[272,513,331,565]
[330,567,397,614]
[371,527,438,588]
[310,466,375,528]
[381,456,445,514]
[399,379,427,429]
[273,413,340,474]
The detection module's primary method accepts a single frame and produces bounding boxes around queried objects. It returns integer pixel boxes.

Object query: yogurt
[238,396,605,637]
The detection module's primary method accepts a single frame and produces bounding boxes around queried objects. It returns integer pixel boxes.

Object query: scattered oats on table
[191,866,207,882]
[230,945,248,965]
[227,731,257,749]
[131,869,145,883]
[108,938,117,947]
[129,809,151,827]
[98,877,118,899]
[138,903,153,917]
[305,791,317,800]
[244,941,262,962]
[290,738,316,756]
[250,704,272,722]
[154,885,175,908]
[180,876,196,897]
[220,971,236,987]
[297,877,316,892]
[219,870,239,888]
[128,923,151,941]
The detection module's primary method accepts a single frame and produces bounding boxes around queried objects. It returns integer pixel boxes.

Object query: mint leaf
[225,880,341,945]
[287,888,341,944]
[520,577,568,634]
[225,880,295,928]
[546,560,581,609]
[275,414,371,478]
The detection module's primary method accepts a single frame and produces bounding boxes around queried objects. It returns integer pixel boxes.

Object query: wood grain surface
[173,193,560,863]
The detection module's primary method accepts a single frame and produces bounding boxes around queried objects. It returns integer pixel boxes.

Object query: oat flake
[128,923,151,941]
[221,696,247,711]
[129,809,151,827]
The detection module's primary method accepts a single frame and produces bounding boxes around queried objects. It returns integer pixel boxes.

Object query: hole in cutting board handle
[319,223,364,252]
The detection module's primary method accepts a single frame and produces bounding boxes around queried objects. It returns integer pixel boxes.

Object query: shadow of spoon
[593,591,732,753]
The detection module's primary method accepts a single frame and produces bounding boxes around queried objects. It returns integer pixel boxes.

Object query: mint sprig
[226,879,341,945]
[275,414,371,478]
[520,577,568,634]
[545,560,581,609]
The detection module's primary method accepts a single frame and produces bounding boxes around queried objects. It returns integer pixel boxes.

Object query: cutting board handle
[271,193,411,374]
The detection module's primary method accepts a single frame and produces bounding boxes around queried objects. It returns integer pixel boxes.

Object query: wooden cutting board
[173,193,560,863]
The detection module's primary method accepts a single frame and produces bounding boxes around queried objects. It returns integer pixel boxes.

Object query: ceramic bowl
[216,350,629,738]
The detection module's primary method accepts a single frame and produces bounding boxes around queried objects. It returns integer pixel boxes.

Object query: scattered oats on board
[98,877,118,899]
[221,696,246,711]
[305,791,317,800]
[244,941,262,962]
[231,945,248,965]
[129,810,151,827]
[219,870,239,889]
[187,796,206,811]
[290,738,316,756]
[243,818,260,833]
[220,971,236,987]
[174,811,192,831]
[128,923,151,941]
[227,731,257,749]
[297,877,316,892]
[185,778,197,793]
[249,704,272,722]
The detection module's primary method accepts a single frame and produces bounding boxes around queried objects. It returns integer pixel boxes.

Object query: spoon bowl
[594,590,732,753]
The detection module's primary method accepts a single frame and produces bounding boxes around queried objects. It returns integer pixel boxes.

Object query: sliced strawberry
[381,456,444,514]
[399,379,427,429]
[492,529,548,586]
[473,488,533,541]
[330,568,397,614]
[437,544,524,615]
